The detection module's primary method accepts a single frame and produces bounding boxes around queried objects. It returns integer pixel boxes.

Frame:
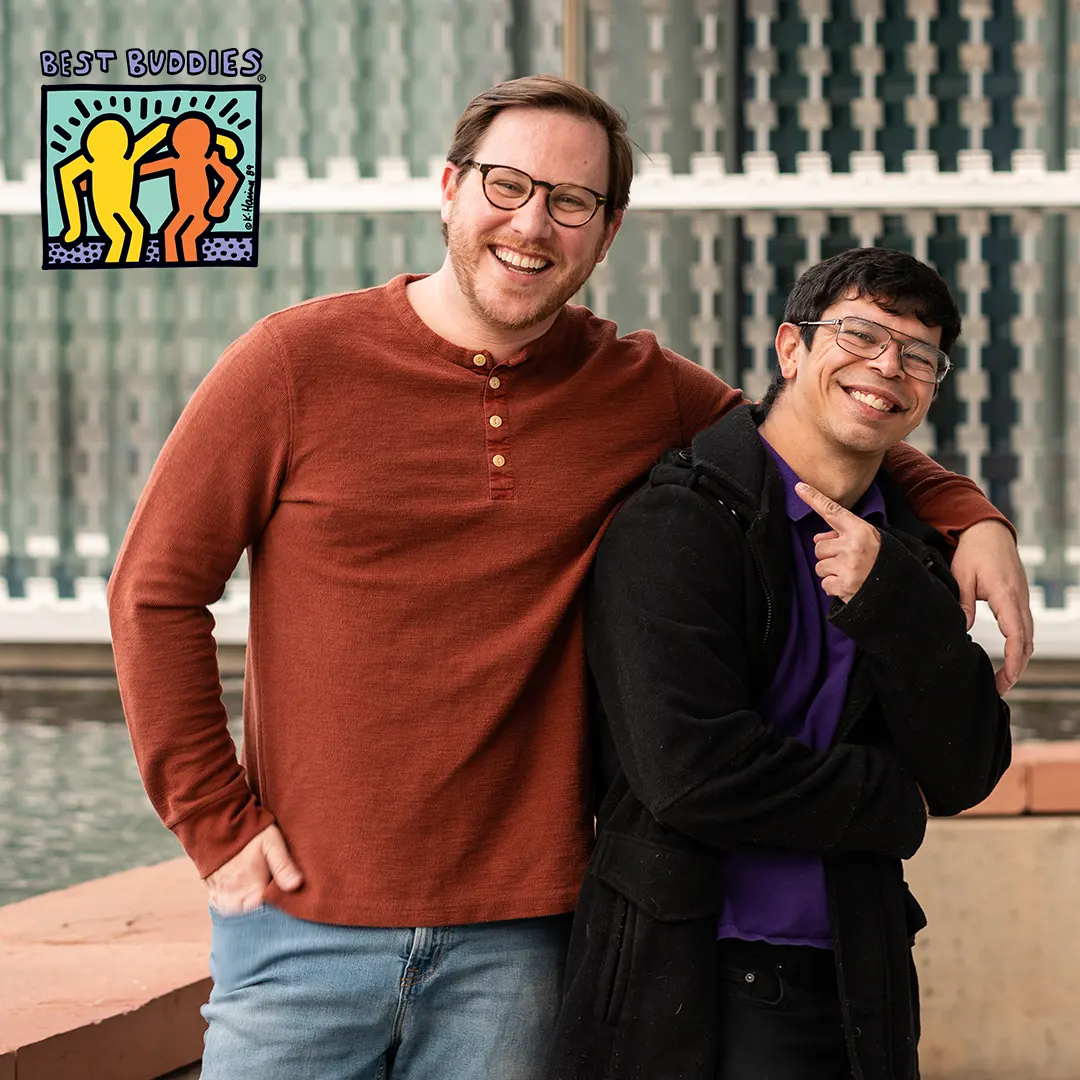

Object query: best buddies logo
[39,48,264,270]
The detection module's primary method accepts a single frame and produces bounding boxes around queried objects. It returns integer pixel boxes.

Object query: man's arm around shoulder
[674,372,1033,691]
[885,440,1033,692]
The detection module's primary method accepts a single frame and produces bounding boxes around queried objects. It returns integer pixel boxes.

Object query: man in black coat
[548,248,1012,1080]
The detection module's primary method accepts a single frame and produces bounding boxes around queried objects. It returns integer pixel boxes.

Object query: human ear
[439,163,459,226]
[774,322,804,380]
[595,209,624,263]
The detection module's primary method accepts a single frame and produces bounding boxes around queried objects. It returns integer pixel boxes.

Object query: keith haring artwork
[42,85,261,268]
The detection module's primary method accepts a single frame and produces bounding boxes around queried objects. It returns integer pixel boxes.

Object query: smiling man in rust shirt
[107,76,1032,1080]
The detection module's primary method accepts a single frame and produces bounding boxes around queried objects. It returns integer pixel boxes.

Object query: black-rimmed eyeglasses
[798,316,952,385]
[461,160,608,228]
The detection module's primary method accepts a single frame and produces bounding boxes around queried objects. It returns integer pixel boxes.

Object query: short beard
[445,212,606,333]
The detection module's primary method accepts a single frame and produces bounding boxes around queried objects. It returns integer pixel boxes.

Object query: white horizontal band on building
[9,150,1080,216]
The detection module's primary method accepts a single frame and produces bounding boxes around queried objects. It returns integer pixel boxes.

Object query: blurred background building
[0,0,1077,651]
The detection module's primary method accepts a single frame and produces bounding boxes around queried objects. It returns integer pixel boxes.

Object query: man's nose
[867,340,905,378]
[508,190,555,239]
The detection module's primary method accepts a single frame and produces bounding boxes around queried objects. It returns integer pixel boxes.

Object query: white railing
[1,577,1077,660]
[0,577,251,646]
[10,149,1080,216]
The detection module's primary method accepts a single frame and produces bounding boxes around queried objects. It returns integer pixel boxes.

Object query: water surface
[0,678,241,907]
[0,677,1076,907]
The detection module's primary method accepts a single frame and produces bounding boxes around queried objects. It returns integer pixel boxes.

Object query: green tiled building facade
[1,0,1077,628]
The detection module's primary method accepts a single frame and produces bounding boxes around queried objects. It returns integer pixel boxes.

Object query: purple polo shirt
[716,440,886,949]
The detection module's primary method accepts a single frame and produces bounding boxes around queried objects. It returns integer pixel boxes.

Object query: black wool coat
[546,404,1011,1080]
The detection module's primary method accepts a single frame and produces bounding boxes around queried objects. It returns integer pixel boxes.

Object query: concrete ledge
[0,642,246,677]
[907,816,1080,1079]
[0,859,209,1080]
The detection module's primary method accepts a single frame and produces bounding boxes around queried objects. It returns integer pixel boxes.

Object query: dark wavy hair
[762,247,961,407]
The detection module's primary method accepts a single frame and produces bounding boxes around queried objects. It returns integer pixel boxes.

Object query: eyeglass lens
[481,165,598,226]
[836,317,947,383]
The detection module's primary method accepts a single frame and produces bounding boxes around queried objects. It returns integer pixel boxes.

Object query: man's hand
[951,519,1034,695]
[204,824,303,914]
[795,482,881,603]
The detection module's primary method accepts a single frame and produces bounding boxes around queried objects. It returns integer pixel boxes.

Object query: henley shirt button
[473,353,487,366]
[492,454,506,467]
[488,376,501,389]
[489,415,503,428]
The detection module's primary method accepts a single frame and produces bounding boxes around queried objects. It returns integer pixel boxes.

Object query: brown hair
[446,74,633,219]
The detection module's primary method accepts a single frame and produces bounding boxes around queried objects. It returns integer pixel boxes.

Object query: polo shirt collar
[761,435,887,524]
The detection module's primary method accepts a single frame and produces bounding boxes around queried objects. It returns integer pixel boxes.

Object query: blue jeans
[200,904,572,1080]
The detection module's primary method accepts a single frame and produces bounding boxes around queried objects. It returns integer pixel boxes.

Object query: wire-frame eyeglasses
[797,316,952,385]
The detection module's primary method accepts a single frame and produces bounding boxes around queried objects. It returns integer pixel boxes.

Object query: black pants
[715,939,854,1080]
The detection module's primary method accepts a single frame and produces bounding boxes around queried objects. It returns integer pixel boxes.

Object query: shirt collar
[760,435,887,524]
[387,273,574,371]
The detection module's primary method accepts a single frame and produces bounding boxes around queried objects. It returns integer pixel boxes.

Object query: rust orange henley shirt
[107,274,1006,926]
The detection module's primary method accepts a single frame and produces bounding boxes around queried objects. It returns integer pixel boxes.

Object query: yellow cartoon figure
[54,116,169,263]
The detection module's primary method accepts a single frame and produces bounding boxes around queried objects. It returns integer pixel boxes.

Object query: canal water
[1,677,1078,907]
[0,677,242,907]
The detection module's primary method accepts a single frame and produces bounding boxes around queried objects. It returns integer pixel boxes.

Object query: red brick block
[1024,741,1080,813]
[0,858,210,1079]
[960,756,1029,816]
[14,981,210,1080]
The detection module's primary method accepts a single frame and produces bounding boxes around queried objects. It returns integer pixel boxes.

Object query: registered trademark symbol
[258,74,266,82]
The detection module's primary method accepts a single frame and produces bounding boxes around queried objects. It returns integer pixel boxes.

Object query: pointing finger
[795,482,858,532]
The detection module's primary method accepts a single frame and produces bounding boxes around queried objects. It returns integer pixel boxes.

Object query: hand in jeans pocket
[204,824,302,914]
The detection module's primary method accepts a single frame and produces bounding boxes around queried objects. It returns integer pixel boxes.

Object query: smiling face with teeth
[763,295,940,482]
[439,107,622,338]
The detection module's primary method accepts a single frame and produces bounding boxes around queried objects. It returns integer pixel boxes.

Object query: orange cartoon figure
[54,116,170,263]
[138,114,244,263]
